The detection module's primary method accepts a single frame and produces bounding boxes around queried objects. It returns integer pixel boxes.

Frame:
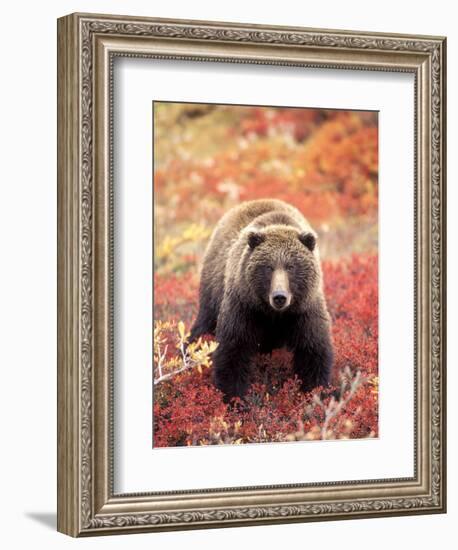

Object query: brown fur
[190,199,333,401]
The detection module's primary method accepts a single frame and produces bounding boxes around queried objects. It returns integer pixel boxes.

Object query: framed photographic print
[57,13,446,536]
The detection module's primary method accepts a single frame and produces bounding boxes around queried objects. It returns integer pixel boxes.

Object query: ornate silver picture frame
[57,12,446,536]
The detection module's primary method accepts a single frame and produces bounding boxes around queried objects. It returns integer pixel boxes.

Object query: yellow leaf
[178,321,185,339]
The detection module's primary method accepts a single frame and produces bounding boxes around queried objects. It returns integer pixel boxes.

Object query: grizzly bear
[189,199,333,401]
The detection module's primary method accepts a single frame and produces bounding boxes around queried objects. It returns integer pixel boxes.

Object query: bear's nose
[272,291,287,308]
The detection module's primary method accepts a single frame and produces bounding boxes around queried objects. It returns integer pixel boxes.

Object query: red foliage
[239,107,329,142]
[154,271,199,325]
[153,254,378,446]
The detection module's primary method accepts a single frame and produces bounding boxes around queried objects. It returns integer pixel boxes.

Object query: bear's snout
[269,268,292,310]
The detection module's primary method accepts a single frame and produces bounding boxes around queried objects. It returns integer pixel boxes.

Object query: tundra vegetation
[153,103,378,447]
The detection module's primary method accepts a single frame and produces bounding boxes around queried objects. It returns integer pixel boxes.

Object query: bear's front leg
[213,305,258,402]
[212,342,255,402]
[289,309,333,392]
[292,344,333,392]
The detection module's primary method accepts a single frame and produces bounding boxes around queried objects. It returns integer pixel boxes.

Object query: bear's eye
[264,265,273,273]
[285,264,295,271]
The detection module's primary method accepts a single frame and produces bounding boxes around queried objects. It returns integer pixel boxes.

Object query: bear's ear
[299,232,316,251]
[248,231,265,250]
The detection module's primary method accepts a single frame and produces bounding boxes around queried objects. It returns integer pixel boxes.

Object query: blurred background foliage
[154,102,378,275]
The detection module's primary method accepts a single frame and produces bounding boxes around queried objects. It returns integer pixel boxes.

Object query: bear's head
[243,225,321,313]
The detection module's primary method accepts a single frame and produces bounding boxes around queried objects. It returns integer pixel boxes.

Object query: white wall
[0,1,455,548]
